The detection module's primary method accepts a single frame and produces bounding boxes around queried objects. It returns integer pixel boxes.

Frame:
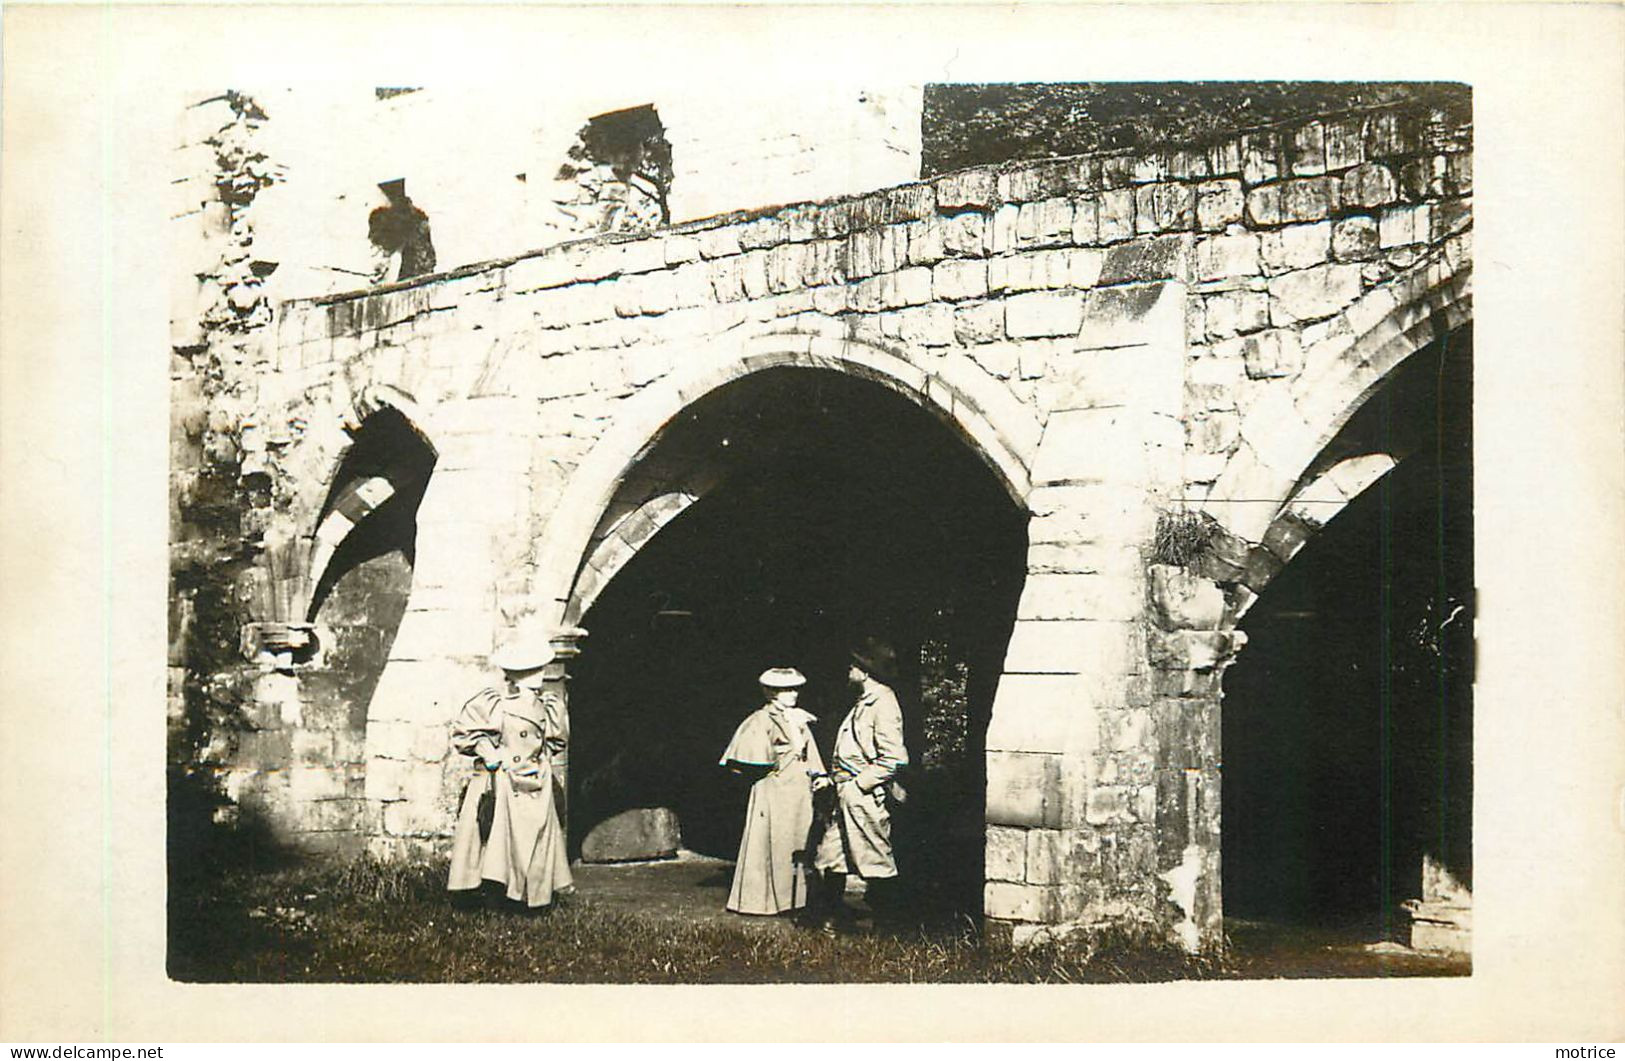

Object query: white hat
[492,630,555,673]
[758,667,806,688]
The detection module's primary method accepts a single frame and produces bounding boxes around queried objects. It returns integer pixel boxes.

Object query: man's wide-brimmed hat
[758,667,806,689]
[850,636,899,684]
[491,630,555,673]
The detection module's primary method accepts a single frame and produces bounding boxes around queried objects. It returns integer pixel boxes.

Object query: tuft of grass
[325,854,447,905]
[1151,510,1220,569]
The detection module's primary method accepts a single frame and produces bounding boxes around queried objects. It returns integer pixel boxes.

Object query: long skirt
[728,769,815,915]
[447,769,572,907]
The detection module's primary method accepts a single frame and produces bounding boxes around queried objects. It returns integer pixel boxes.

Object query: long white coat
[720,704,826,915]
[446,686,573,907]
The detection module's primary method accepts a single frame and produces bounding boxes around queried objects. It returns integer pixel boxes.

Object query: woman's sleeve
[542,691,569,754]
[450,689,502,759]
[801,717,828,777]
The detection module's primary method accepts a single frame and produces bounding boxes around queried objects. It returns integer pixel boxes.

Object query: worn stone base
[1409,917,1470,956]
[581,807,683,862]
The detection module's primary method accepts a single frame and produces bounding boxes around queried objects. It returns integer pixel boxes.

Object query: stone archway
[1218,323,1473,947]
[535,339,1036,915]
[527,332,1040,633]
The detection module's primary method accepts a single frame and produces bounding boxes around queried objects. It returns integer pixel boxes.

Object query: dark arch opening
[298,407,437,741]
[306,406,437,621]
[567,367,1028,922]
[1222,325,1473,939]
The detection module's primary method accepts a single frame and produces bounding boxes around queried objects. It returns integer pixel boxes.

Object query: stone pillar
[543,625,587,831]
[983,259,1212,946]
[1145,562,1244,951]
[360,414,528,858]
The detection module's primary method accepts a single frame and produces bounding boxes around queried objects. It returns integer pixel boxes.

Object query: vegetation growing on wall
[922,82,1472,177]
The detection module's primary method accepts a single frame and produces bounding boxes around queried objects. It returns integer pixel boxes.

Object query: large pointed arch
[527,331,1042,629]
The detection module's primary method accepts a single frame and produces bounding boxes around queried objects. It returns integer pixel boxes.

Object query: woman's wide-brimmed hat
[758,667,807,689]
[491,630,556,673]
[850,636,899,684]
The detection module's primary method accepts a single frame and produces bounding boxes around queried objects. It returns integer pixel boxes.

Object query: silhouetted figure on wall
[368,178,436,283]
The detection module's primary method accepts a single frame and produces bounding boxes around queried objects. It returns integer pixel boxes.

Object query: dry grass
[169,855,1220,984]
[169,855,1468,984]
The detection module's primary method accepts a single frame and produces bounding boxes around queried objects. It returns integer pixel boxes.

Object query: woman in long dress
[719,667,830,916]
[447,633,573,909]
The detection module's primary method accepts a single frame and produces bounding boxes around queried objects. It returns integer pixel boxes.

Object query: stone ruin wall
[172,95,1472,943]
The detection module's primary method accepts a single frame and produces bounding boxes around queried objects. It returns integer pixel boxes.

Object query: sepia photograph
[163,79,1473,984]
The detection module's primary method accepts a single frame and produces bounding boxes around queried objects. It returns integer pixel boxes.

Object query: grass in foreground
[169,855,1469,983]
[168,855,1225,984]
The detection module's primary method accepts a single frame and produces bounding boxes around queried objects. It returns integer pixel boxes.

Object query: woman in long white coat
[719,667,830,916]
[447,634,573,909]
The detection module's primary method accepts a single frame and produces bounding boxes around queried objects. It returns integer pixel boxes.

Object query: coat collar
[501,689,547,725]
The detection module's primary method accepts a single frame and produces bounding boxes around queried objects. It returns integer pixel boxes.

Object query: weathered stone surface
[1260,222,1332,274]
[952,301,1005,345]
[941,212,989,257]
[1288,120,1326,176]
[1005,291,1083,339]
[1196,178,1241,230]
[1331,215,1380,261]
[1097,188,1136,243]
[1071,198,1100,245]
[1147,630,1243,672]
[1195,234,1259,280]
[984,881,1059,923]
[898,303,955,348]
[989,203,1020,253]
[1380,204,1433,248]
[1017,198,1076,247]
[1241,132,1282,185]
[1268,263,1363,325]
[1147,565,1227,630]
[1323,116,1367,170]
[1134,183,1196,233]
[1100,234,1188,285]
[1017,573,1143,622]
[986,825,1028,882]
[1281,177,1340,222]
[986,751,1065,827]
[1046,341,1182,413]
[1203,290,1269,339]
[1341,162,1398,208]
[1077,282,1183,349]
[934,169,998,212]
[1001,616,1144,679]
[1244,183,1282,226]
[580,806,682,862]
[903,221,946,266]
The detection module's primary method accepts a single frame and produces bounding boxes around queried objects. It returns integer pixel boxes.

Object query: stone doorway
[562,366,1028,920]
[1221,328,1473,942]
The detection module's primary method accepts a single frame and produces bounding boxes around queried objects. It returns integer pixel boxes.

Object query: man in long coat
[812,637,909,928]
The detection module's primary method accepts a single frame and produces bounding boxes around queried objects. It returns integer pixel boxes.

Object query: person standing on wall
[718,667,831,916]
[447,631,573,911]
[811,636,910,932]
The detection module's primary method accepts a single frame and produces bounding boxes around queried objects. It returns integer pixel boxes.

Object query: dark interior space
[1222,327,1473,935]
[306,406,437,622]
[567,368,1028,919]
